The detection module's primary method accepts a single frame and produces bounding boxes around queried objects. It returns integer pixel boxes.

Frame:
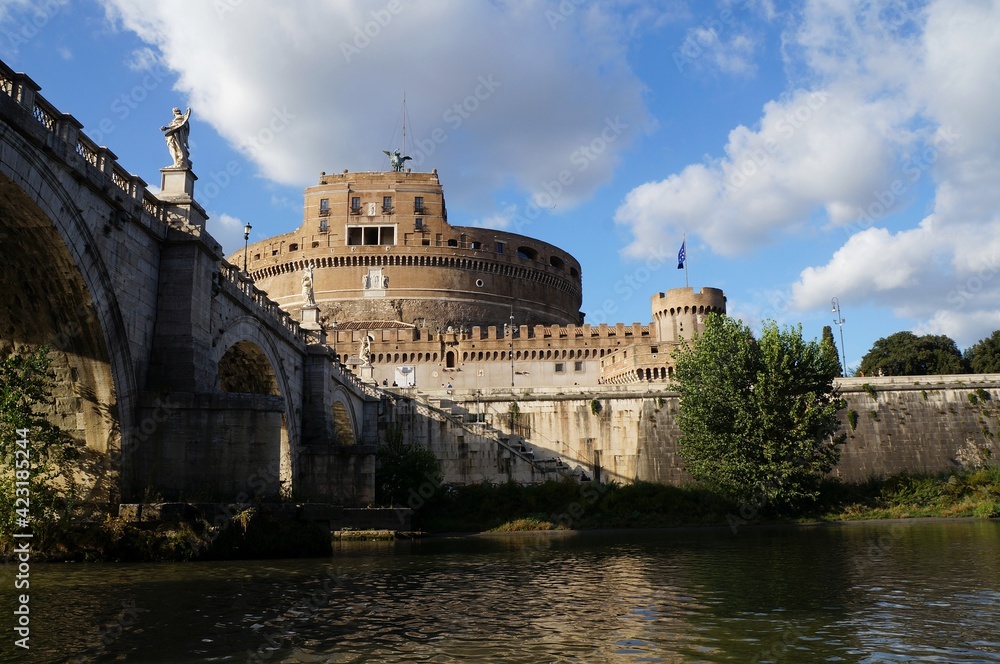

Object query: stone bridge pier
[0,60,377,507]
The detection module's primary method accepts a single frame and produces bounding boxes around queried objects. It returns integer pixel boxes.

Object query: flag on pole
[677,240,686,269]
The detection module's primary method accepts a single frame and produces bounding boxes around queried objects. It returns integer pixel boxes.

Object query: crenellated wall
[394,374,1000,486]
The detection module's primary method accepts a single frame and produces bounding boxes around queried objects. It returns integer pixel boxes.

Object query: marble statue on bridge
[160,107,191,168]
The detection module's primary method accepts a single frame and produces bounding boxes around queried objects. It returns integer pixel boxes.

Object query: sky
[2,0,999,372]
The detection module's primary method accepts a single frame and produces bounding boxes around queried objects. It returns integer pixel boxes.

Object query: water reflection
[0,520,997,662]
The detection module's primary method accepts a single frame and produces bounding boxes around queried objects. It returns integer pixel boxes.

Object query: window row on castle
[654,305,723,318]
[317,196,430,217]
[463,347,609,362]
[251,254,581,295]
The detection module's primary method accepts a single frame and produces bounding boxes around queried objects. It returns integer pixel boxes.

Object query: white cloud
[616,0,1000,347]
[100,0,653,214]
[614,85,902,256]
[208,211,250,259]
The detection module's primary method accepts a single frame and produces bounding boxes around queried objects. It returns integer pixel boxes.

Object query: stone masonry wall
[397,374,1000,487]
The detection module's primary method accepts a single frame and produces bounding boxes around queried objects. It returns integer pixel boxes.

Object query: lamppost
[831,297,847,376]
[242,221,252,273]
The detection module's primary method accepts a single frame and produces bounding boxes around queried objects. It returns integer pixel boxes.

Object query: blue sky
[3,0,999,372]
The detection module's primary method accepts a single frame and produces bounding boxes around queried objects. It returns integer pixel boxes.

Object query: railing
[0,58,169,225]
[330,362,382,400]
[410,394,562,478]
[217,260,309,345]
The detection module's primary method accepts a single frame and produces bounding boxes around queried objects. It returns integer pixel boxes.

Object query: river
[2,519,998,662]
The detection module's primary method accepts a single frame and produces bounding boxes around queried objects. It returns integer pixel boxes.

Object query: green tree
[1,347,84,540]
[375,424,442,507]
[858,331,968,376]
[822,325,843,377]
[965,330,1000,373]
[672,315,845,509]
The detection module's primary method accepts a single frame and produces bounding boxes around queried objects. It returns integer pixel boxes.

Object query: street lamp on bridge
[242,221,252,274]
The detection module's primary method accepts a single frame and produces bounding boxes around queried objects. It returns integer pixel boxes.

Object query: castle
[231,166,727,389]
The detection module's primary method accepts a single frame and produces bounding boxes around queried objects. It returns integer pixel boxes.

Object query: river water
[2,519,998,662]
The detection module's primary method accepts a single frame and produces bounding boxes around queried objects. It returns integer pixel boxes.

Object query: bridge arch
[330,385,359,445]
[213,316,299,488]
[0,153,136,502]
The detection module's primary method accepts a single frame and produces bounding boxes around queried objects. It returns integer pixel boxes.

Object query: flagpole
[683,232,689,288]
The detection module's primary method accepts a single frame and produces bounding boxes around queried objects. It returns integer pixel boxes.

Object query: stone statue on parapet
[382,149,411,172]
[301,263,316,306]
[161,107,191,168]
[359,334,373,367]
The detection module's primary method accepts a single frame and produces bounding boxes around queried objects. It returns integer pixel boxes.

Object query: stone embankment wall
[395,374,1000,486]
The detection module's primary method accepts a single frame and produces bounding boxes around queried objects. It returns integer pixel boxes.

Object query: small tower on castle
[651,287,727,344]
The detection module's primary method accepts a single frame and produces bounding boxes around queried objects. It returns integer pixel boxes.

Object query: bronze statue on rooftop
[383,149,411,172]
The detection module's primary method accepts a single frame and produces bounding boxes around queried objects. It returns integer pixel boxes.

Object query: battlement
[652,286,727,344]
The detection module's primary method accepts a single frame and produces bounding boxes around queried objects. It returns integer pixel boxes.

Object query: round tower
[231,169,584,331]
[651,287,727,344]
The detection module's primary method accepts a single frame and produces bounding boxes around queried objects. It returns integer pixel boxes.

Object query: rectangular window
[350,197,361,212]
[382,196,393,213]
[415,217,423,229]
[497,241,504,254]
[422,238,431,246]
[319,219,329,232]
[319,198,330,216]
[574,361,584,372]
[555,363,565,373]
[414,196,424,213]
[347,225,396,246]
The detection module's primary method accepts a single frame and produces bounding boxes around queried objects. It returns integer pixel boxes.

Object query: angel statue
[382,149,412,172]
[301,263,316,306]
[160,107,191,168]
[359,334,373,367]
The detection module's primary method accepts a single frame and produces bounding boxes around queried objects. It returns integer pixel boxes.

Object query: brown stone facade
[229,170,727,389]
[237,170,583,331]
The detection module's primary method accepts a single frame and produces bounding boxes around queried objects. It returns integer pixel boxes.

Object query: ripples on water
[1,520,998,662]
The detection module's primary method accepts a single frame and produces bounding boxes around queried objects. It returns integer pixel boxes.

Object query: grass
[414,466,1000,533]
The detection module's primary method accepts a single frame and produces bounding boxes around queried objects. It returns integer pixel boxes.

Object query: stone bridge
[0,61,377,506]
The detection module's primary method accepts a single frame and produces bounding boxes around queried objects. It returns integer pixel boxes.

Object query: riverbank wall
[384,375,1000,485]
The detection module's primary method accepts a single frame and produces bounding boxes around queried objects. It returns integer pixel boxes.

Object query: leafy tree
[1,347,84,540]
[822,325,843,377]
[858,331,968,376]
[965,330,1000,373]
[375,423,442,507]
[672,315,845,509]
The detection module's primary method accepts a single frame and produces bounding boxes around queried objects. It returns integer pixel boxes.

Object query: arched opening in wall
[516,246,538,260]
[332,401,356,445]
[446,350,456,368]
[0,174,119,501]
[549,255,565,270]
[218,341,280,395]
